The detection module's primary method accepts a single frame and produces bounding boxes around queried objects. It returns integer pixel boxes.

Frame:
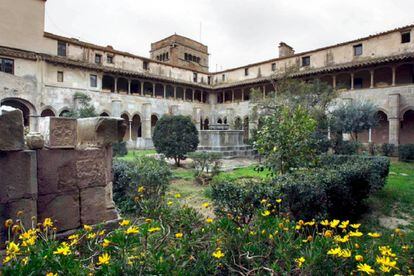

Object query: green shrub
[153,115,199,166]
[381,143,395,157]
[112,156,171,214]
[398,144,414,162]
[332,140,361,155]
[112,141,128,157]
[188,151,222,182]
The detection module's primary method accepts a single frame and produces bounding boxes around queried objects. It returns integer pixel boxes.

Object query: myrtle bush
[212,155,389,221]
[112,156,171,214]
[112,141,128,157]
[381,143,395,157]
[398,144,414,162]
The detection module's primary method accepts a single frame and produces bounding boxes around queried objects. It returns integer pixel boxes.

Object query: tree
[153,115,199,166]
[330,101,378,141]
[254,105,317,175]
[64,92,97,118]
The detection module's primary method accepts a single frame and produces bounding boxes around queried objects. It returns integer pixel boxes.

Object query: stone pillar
[350,73,354,90]
[192,89,195,102]
[152,83,155,97]
[231,90,235,103]
[332,75,336,89]
[129,120,132,141]
[388,93,400,145]
[209,92,218,105]
[368,128,372,143]
[140,81,144,96]
[193,107,202,130]
[142,103,152,139]
[201,91,204,103]
[163,84,167,99]
[29,115,40,133]
[170,105,179,115]
[262,86,266,99]
[128,80,131,94]
[111,100,122,118]
[392,66,396,86]
[241,89,245,101]
[370,70,374,88]
[114,77,118,93]
[174,86,177,99]
[226,108,235,129]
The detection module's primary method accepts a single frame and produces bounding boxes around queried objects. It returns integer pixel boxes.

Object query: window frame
[193,72,198,83]
[245,68,249,76]
[107,55,114,64]
[90,74,98,88]
[0,58,14,74]
[301,56,310,67]
[353,44,363,56]
[57,71,64,83]
[401,32,411,44]
[271,63,276,71]
[57,41,67,57]
[143,61,149,70]
[222,74,226,81]
[95,54,102,65]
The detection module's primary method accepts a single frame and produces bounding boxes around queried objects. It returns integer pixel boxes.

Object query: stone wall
[0,106,125,245]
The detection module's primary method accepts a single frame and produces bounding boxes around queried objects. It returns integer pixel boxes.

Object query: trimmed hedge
[211,155,390,221]
[398,144,414,162]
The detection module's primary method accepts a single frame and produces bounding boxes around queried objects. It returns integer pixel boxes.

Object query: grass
[117,149,157,161]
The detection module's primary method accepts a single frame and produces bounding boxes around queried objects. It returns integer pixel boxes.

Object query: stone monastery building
[1,0,414,148]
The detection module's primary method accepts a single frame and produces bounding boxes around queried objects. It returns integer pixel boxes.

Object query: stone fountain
[198,123,255,158]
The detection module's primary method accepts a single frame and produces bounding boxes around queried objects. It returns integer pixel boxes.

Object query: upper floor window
[90,74,97,88]
[222,74,226,81]
[193,72,198,83]
[207,76,211,85]
[353,44,363,56]
[107,55,114,64]
[95,54,102,64]
[143,61,149,70]
[0,58,14,74]
[401,32,411,43]
[57,71,64,82]
[271,63,276,71]
[57,41,67,57]
[301,56,310,67]
[245,68,249,76]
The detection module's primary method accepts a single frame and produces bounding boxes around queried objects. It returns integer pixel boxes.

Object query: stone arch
[132,113,142,139]
[400,109,414,144]
[166,85,174,99]
[120,112,130,141]
[234,116,242,130]
[143,82,154,97]
[372,111,389,144]
[217,118,223,124]
[1,97,37,126]
[155,83,164,98]
[117,77,129,93]
[203,117,209,130]
[223,117,228,125]
[151,114,159,136]
[40,108,56,117]
[100,111,110,117]
[131,79,141,94]
[58,108,70,117]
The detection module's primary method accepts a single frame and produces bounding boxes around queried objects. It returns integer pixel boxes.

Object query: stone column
[226,108,235,129]
[111,100,122,118]
[128,80,131,94]
[231,90,235,103]
[263,86,266,99]
[152,83,155,97]
[140,81,144,96]
[392,66,396,86]
[201,91,204,103]
[163,84,167,99]
[370,70,374,88]
[332,75,336,90]
[114,77,118,93]
[142,103,152,139]
[350,73,354,90]
[388,93,400,145]
[29,115,40,132]
[193,107,202,130]
[368,128,372,143]
[174,86,177,100]
[209,92,218,105]
[241,89,245,101]
[192,89,195,102]
[129,120,133,141]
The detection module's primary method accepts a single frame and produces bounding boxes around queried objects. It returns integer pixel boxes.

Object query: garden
[1,79,413,275]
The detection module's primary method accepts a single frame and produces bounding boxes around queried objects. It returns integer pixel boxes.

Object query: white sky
[45,0,414,72]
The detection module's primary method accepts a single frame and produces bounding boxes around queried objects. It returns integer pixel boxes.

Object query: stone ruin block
[0,150,37,203]
[76,148,110,189]
[38,117,77,149]
[37,149,78,195]
[77,117,126,149]
[38,191,80,232]
[80,185,118,225]
[0,106,24,151]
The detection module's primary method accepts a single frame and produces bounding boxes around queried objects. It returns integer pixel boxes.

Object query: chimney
[278,42,295,58]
